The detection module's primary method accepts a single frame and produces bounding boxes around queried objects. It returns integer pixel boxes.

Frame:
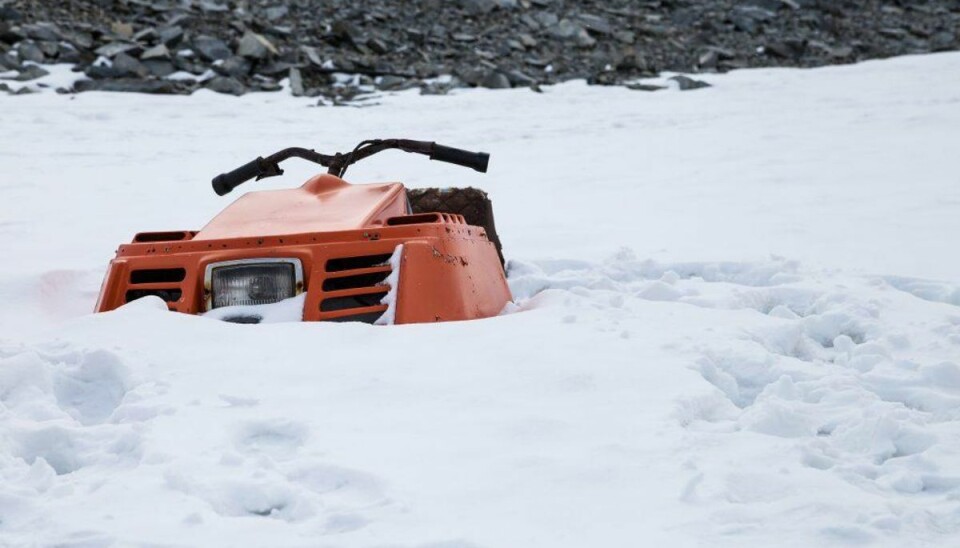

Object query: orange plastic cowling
[394,240,512,323]
[94,174,512,324]
[95,217,512,324]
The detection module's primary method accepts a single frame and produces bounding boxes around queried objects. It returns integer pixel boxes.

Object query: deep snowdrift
[2,53,960,547]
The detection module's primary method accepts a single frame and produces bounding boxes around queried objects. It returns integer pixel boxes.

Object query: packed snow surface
[2,53,960,547]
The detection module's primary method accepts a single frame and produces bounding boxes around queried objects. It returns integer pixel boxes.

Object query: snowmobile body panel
[95,174,511,324]
[195,174,408,240]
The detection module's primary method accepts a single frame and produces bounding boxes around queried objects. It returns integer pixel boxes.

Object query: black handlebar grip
[430,144,490,173]
[212,157,264,196]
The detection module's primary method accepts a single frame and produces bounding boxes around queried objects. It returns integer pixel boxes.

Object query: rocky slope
[1,0,959,100]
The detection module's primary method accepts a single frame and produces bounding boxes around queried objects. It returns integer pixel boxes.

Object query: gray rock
[95,41,139,58]
[250,75,282,92]
[57,42,82,64]
[550,19,580,39]
[37,40,58,58]
[61,30,93,50]
[809,41,852,59]
[300,45,325,66]
[480,71,511,89]
[216,56,251,78]
[518,33,538,48]
[519,14,540,30]
[85,64,123,79]
[74,78,187,95]
[16,41,45,64]
[236,31,277,59]
[22,22,62,42]
[264,6,289,21]
[8,64,48,81]
[0,6,22,22]
[459,0,497,15]
[205,76,246,96]
[0,52,18,70]
[158,26,184,47]
[550,19,596,47]
[669,75,711,91]
[111,21,134,40]
[112,53,150,78]
[0,21,24,43]
[133,28,157,43]
[576,31,597,48]
[377,75,414,91]
[626,83,666,92]
[763,40,805,59]
[141,44,171,61]
[930,30,957,51]
[367,36,390,54]
[746,0,789,10]
[578,14,612,35]
[199,1,229,13]
[420,81,453,96]
[614,31,636,44]
[192,35,231,62]
[256,60,296,76]
[142,59,176,78]
[698,50,719,69]
[172,54,207,76]
[533,12,559,28]
[331,20,360,45]
[288,67,304,96]
[505,69,537,87]
[455,67,485,86]
[729,6,775,34]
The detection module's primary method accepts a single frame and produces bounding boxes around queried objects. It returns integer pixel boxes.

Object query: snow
[203,293,307,323]
[374,244,404,326]
[2,52,960,546]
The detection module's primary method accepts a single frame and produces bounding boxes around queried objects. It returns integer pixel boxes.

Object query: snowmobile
[94,139,511,324]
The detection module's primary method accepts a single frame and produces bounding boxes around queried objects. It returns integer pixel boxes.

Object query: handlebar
[430,144,489,173]
[210,139,489,195]
[212,158,269,196]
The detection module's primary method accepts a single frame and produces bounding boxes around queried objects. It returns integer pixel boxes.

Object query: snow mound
[3,250,960,545]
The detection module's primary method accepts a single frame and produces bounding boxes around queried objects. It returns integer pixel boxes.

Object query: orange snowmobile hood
[193,173,406,240]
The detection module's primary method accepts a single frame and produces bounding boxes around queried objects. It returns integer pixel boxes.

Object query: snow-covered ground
[2,53,960,547]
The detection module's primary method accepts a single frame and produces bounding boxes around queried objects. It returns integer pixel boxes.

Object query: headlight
[204,258,304,310]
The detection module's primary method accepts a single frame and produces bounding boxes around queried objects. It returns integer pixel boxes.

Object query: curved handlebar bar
[210,139,489,195]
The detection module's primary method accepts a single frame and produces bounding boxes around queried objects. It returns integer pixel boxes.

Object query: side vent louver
[319,253,394,323]
[126,288,182,303]
[126,267,187,306]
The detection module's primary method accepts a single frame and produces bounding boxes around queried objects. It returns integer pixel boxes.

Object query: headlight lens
[206,259,303,309]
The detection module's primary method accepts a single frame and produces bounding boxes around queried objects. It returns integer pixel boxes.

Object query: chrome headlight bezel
[203,258,304,312]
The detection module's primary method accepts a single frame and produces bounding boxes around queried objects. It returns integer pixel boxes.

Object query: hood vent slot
[130,268,187,284]
[322,271,391,291]
[326,253,393,272]
[133,231,195,243]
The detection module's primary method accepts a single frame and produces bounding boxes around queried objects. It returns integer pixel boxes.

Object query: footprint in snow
[50,349,132,426]
[234,418,308,455]
[219,394,260,407]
